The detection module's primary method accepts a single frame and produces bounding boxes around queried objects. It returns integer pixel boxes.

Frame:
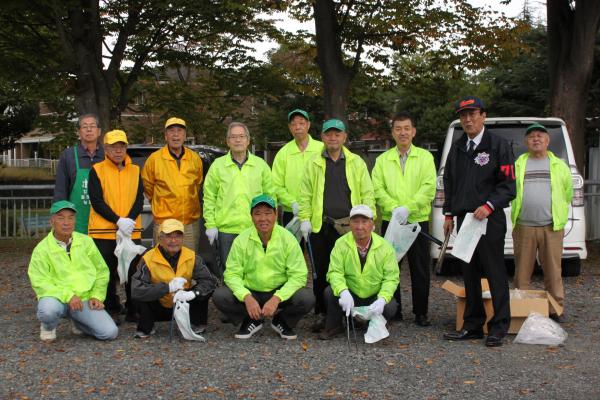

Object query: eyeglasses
[228,134,247,140]
[80,124,98,130]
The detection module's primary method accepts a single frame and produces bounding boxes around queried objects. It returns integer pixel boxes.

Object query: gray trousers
[214,232,238,280]
[213,286,315,328]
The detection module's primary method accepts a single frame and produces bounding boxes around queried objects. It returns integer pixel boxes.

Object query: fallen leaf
[301,342,309,351]
[464,380,476,385]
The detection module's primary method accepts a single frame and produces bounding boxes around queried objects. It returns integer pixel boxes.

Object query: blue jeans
[37,297,118,340]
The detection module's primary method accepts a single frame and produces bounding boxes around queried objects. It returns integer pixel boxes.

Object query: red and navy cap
[455,96,485,113]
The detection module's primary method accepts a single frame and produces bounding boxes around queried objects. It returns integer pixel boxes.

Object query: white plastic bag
[173,301,206,342]
[452,213,487,263]
[351,306,389,344]
[384,222,421,261]
[114,230,146,284]
[285,216,302,243]
[513,312,567,346]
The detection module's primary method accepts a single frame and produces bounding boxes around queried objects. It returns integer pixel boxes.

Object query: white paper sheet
[452,213,487,263]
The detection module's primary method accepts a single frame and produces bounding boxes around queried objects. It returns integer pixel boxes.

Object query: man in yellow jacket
[131,219,217,338]
[203,122,275,279]
[372,112,436,325]
[88,129,144,324]
[272,109,323,225]
[319,205,399,339]
[28,200,118,341]
[213,195,315,340]
[142,117,203,251]
[512,123,573,322]
[298,118,375,331]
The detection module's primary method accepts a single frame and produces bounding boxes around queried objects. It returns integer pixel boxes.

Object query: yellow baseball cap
[165,117,186,129]
[104,129,128,144]
[160,218,184,234]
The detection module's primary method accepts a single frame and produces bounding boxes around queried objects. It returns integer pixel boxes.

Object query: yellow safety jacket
[143,246,195,308]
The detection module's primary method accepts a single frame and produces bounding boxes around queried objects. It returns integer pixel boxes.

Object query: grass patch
[0,166,55,182]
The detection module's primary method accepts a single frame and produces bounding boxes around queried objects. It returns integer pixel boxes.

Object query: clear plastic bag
[383,222,421,261]
[114,230,146,284]
[513,312,567,346]
[285,216,302,243]
[351,306,389,344]
[174,301,206,342]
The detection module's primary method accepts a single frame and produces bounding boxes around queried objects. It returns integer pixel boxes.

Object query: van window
[452,124,568,163]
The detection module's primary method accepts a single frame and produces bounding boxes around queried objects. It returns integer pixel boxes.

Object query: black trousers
[458,212,511,336]
[136,296,209,335]
[212,286,315,328]
[309,222,341,314]
[93,238,141,313]
[324,286,398,330]
[381,220,431,317]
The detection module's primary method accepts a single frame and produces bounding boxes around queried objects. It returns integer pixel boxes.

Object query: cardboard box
[442,279,563,334]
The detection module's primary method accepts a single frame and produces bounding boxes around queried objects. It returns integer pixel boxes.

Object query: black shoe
[192,324,206,334]
[443,329,484,341]
[311,315,326,333]
[485,335,504,347]
[549,313,563,323]
[415,314,431,327]
[234,319,263,339]
[270,316,297,340]
[318,325,345,340]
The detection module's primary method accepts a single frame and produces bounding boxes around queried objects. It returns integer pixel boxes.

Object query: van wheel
[433,258,462,276]
[561,258,581,277]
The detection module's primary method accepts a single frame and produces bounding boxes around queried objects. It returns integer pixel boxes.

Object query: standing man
[53,114,104,234]
[142,117,203,251]
[213,195,314,340]
[512,123,572,322]
[442,96,516,347]
[131,219,217,338]
[203,122,274,279]
[319,205,399,340]
[88,130,144,324]
[28,201,118,341]
[298,118,375,332]
[272,109,323,225]
[372,112,437,325]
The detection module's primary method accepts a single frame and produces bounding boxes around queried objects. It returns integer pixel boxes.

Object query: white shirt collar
[466,127,485,150]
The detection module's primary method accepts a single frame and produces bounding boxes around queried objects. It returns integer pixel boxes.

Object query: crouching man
[28,201,118,341]
[319,205,399,340]
[213,195,315,340]
[131,219,217,338]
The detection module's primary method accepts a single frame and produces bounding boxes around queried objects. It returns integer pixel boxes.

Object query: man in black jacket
[442,96,516,347]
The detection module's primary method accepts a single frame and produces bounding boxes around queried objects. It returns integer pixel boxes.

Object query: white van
[430,117,587,276]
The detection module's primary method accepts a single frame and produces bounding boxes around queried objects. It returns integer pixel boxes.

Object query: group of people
[28,95,573,348]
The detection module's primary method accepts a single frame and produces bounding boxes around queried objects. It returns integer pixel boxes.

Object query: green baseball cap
[50,200,77,215]
[322,119,346,133]
[250,194,277,210]
[287,109,310,122]
[525,123,548,136]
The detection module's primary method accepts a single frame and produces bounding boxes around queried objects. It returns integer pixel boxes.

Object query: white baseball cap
[349,205,374,219]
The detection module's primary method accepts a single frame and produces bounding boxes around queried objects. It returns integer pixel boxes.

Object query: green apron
[68,146,92,234]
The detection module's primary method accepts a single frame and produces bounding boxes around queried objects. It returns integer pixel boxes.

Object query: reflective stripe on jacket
[326,232,399,303]
[271,136,323,211]
[28,231,110,303]
[224,224,307,302]
[203,152,274,234]
[298,147,375,233]
[372,145,437,222]
[511,151,573,230]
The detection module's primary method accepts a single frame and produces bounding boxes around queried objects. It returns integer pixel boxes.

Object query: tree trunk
[547,0,600,173]
[313,0,355,128]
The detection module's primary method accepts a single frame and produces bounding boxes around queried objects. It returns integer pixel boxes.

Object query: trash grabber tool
[434,230,451,274]
[306,237,317,281]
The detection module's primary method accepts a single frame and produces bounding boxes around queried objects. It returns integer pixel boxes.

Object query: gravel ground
[1,238,599,399]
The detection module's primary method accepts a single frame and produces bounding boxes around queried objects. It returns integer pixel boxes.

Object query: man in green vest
[512,123,573,322]
[372,112,437,325]
[272,109,323,225]
[213,194,315,340]
[53,114,104,234]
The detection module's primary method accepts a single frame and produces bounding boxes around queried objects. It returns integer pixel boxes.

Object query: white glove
[300,221,312,241]
[291,202,300,216]
[368,297,386,316]
[117,217,135,236]
[392,207,409,225]
[206,228,218,245]
[168,277,187,293]
[338,289,354,317]
[173,290,196,303]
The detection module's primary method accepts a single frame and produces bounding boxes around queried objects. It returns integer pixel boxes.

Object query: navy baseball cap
[455,96,485,113]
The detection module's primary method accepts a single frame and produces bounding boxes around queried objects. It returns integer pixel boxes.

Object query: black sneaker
[271,316,297,340]
[234,319,263,339]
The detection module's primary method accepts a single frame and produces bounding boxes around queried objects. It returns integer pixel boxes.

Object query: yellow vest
[143,246,195,308]
[88,155,142,239]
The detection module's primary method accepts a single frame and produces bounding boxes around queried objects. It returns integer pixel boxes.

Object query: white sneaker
[71,320,83,335]
[40,324,56,341]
